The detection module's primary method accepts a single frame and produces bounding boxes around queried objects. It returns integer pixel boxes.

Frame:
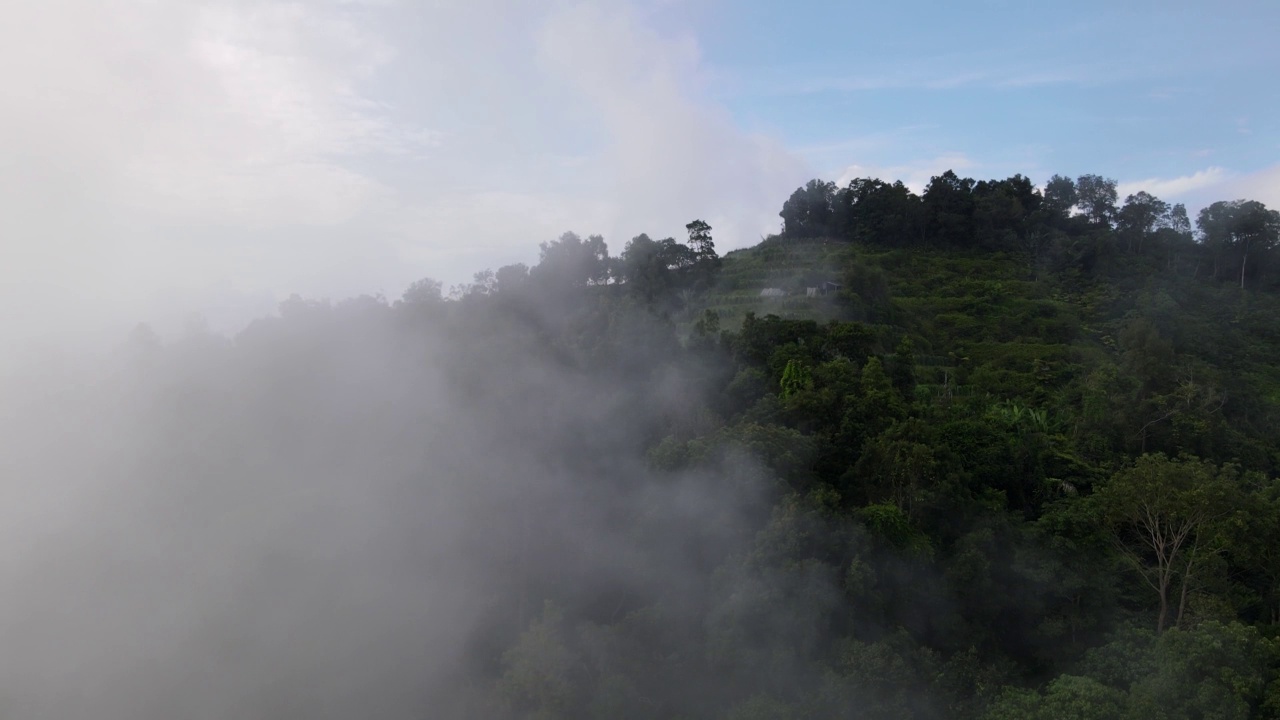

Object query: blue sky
[1,0,1276,342]
[695,0,1277,196]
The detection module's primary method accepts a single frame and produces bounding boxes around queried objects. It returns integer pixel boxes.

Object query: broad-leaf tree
[1095,454,1239,632]
[1076,174,1119,227]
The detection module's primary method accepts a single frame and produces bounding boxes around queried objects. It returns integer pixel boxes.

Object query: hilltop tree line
[780,172,1280,289]
[428,219,723,311]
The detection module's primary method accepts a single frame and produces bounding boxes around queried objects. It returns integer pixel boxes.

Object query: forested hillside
[10,172,1280,719]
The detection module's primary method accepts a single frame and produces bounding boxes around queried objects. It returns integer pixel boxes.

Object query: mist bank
[0,283,836,718]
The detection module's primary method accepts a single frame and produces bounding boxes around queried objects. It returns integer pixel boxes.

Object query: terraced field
[691,236,849,330]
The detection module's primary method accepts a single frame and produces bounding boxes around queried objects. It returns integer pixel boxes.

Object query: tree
[497,602,582,717]
[691,309,721,350]
[780,179,836,237]
[852,434,937,522]
[922,170,976,246]
[1153,203,1196,272]
[1240,479,1280,624]
[618,233,697,304]
[465,269,499,297]
[1197,201,1236,281]
[779,358,813,400]
[1043,174,1079,218]
[1197,200,1280,287]
[1095,454,1238,632]
[1132,621,1280,720]
[1165,203,1191,236]
[685,219,721,289]
[1076,174,1118,227]
[983,675,1128,720]
[836,178,924,245]
[1117,192,1169,254]
[583,234,610,285]
[888,336,916,396]
[972,175,1038,250]
[400,277,443,305]
[495,263,531,294]
[838,357,906,456]
[685,219,714,258]
[532,231,611,289]
[1231,201,1279,288]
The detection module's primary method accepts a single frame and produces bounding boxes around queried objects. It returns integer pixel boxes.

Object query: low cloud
[535,2,806,251]
[0,0,807,342]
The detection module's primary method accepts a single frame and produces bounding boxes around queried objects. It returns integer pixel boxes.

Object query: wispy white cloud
[795,71,988,94]
[1117,167,1229,201]
[748,60,1099,97]
[1116,164,1280,220]
[794,125,939,159]
[1218,164,1280,209]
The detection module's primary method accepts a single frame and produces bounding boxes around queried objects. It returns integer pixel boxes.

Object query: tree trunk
[1176,571,1192,629]
[1157,578,1169,633]
[1240,250,1248,289]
